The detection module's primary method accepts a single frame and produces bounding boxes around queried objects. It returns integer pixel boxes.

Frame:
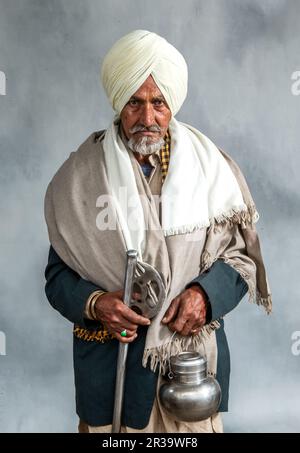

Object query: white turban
[101,30,188,116]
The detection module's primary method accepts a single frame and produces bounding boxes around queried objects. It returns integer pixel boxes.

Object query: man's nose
[140,103,155,126]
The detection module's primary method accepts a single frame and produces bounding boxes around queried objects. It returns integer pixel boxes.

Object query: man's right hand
[94,290,151,343]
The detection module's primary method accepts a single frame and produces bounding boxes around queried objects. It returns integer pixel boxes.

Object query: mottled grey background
[0,0,299,433]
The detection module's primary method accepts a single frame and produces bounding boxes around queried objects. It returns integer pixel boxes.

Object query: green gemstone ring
[120,329,127,337]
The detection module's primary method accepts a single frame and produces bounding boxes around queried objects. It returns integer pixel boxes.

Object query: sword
[111,250,138,433]
[111,250,166,433]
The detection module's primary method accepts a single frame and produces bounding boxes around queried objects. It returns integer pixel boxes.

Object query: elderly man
[44,30,271,433]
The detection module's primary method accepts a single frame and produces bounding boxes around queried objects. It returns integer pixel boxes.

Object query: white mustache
[129,124,161,133]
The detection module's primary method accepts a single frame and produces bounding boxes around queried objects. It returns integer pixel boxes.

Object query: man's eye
[154,100,163,106]
[129,99,138,106]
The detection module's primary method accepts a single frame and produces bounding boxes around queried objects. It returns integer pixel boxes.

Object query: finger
[169,295,200,333]
[114,332,138,344]
[191,328,201,336]
[111,290,141,302]
[118,327,136,337]
[196,309,206,328]
[111,326,136,337]
[166,323,177,334]
[189,314,206,335]
[122,306,151,326]
[117,290,142,304]
[110,319,138,332]
[169,316,188,334]
[104,320,136,338]
[117,290,141,301]
[167,296,190,333]
[199,315,206,327]
[181,319,195,336]
[162,297,181,324]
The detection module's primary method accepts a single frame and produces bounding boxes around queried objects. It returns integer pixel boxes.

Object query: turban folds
[101,30,188,116]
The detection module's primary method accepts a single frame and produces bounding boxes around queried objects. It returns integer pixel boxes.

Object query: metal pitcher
[159,351,221,422]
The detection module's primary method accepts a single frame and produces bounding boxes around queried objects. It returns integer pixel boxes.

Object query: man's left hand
[161,285,208,336]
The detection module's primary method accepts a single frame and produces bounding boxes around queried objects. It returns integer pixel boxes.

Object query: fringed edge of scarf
[163,221,210,237]
[163,204,259,237]
[222,257,272,314]
[197,203,272,314]
[142,320,220,374]
[255,290,272,315]
[210,254,272,315]
[213,204,259,229]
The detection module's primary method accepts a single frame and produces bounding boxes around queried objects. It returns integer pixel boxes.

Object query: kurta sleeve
[44,245,105,328]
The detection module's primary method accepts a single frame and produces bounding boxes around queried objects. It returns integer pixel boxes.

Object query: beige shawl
[44,130,271,376]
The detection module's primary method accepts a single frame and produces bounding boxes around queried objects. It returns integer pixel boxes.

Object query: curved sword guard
[129,260,166,319]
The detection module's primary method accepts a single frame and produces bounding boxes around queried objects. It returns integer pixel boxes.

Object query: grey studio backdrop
[0,0,299,433]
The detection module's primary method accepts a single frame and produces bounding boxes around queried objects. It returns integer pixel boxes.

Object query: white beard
[127,136,164,156]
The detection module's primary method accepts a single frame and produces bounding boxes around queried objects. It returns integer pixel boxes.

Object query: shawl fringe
[213,204,259,229]
[163,221,209,237]
[221,256,272,314]
[163,204,259,238]
[255,291,272,314]
[199,203,272,314]
[142,320,220,374]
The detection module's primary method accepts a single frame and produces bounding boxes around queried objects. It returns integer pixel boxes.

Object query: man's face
[120,75,171,154]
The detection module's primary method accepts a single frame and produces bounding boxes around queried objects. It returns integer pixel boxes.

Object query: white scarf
[103,117,248,258]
